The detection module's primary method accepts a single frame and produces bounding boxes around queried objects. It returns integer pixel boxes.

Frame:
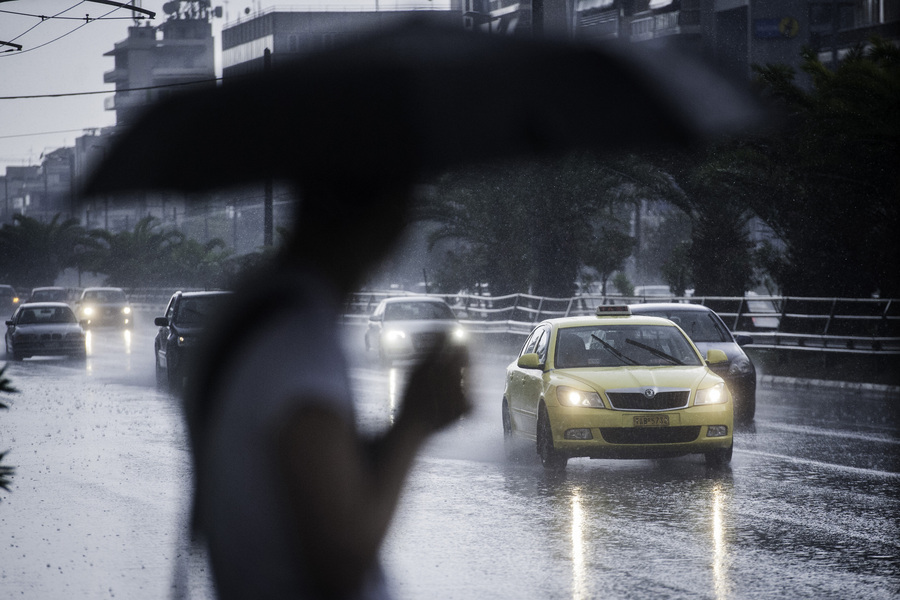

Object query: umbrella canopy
[82,19,765,198]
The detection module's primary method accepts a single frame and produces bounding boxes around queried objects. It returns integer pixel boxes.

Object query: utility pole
[263,47,274,247]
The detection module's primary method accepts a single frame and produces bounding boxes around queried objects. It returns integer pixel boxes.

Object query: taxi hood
[554,366,720,392]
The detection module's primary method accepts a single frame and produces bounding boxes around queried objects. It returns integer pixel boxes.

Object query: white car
[365,296,465,366]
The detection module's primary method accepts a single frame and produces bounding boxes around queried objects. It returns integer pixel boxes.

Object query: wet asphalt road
[0,322,897,599]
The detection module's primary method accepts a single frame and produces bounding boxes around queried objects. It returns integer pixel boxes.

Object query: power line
[0,127,101,141]
[0,7,137,20]
[0,77,222,100]
[0,0,151,57]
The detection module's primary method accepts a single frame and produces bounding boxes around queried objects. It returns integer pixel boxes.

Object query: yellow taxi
[502,305,733,470]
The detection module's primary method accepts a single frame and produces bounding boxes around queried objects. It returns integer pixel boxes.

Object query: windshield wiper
[625,338,683,365]
[591,334,639,366]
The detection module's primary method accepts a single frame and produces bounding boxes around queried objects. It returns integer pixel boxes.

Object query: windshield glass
[384,301,455,321]
[17,306,76,325]
[555,324,702,368]
[31,290,68,302]
[83,289,127,303]
[634,309,730,343]
[174,296,229,325]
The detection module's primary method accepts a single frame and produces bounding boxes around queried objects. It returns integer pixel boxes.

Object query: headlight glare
[557,385,603,408]
[695,382,727,405]
[384,330,406,344]
[82,306,94,316]
[122,306,132,315]
[451,326,466,343]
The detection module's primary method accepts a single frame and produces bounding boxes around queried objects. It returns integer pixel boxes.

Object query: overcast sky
[0,0,446,174]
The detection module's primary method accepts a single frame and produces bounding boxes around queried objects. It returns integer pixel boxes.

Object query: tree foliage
[0,214,89,289]
[741,38,900,296]
[83,216,231,288]
[421,153,673,297]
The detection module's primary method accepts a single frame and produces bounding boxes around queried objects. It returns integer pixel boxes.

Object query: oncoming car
[76,287,133,329]
[365,296,465,366]
[0,285,20,318]
[5,302,86,360]
[502,305,733,470]
[28,287,70,304]
[154,290,232,391]
[629,303,757,423]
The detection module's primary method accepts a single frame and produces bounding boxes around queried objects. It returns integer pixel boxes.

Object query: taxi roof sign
[595,305,631,316]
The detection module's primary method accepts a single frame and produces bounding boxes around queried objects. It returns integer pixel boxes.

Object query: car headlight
[728,356,753,376]
[451,326,466,343]
[695,382,727,405]
[383,330,407,344]
[122,306,132,315]
[557,385,604,408]
[82,306,94,316]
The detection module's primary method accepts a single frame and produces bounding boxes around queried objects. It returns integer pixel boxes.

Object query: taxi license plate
[634,415,669,427]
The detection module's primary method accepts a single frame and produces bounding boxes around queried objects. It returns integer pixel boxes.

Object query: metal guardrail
[118,287,900,355]
[344,291,900,356]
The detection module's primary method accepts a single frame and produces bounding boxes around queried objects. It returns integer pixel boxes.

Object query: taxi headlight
[557,386,603,408]
[695,382,727,405]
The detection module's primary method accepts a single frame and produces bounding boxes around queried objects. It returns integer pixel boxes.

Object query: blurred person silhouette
[178,183,469,600]
[81,19,765,600]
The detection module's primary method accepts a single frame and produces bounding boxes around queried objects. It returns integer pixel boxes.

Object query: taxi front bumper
[546,403,733,459]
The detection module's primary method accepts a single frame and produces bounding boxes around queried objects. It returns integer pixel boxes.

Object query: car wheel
[735,393,756,425]
[502,399,512,440]
[537,405,567,471]
[155,351,166,389]
[167,364,183,393]
[705,443,733,466]
[6,341,22,361]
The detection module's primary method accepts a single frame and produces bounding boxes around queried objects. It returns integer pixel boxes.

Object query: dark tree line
[419,40,899,299]
[0,215,238,292]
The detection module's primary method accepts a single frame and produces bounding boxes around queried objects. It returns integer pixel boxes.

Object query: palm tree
[0,214,89,289]
[85,216,187,288]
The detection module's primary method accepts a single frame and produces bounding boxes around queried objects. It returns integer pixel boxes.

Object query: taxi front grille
[607,391,689,410]
[600,426,701,444]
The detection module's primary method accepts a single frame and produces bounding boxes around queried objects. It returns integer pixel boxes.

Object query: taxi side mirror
[517,352,543,370]
[706,349,728,364]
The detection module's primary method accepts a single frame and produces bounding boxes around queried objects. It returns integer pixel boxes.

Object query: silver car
[5,302,86,360]
[629,303,756,424]
[365,296,465,367]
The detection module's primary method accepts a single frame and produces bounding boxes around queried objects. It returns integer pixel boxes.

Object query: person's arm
[276,341,469,599]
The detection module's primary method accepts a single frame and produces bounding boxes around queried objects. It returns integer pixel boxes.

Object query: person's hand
[396,335,471,434]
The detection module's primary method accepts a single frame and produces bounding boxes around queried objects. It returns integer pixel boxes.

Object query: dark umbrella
[82,19,765,197]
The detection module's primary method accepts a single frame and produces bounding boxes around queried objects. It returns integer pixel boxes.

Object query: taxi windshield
[555,324,702,369]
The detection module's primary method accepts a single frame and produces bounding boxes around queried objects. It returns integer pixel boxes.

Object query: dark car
[0,285,21,319]
[365,296,466,366]
[154,290,232,391]
[629,303,756,424]
[76,287,134,329]
[5,302,86,360]
[28,287,70,304]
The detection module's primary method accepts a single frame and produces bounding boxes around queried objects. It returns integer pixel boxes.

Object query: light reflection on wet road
[0,323,897,599]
